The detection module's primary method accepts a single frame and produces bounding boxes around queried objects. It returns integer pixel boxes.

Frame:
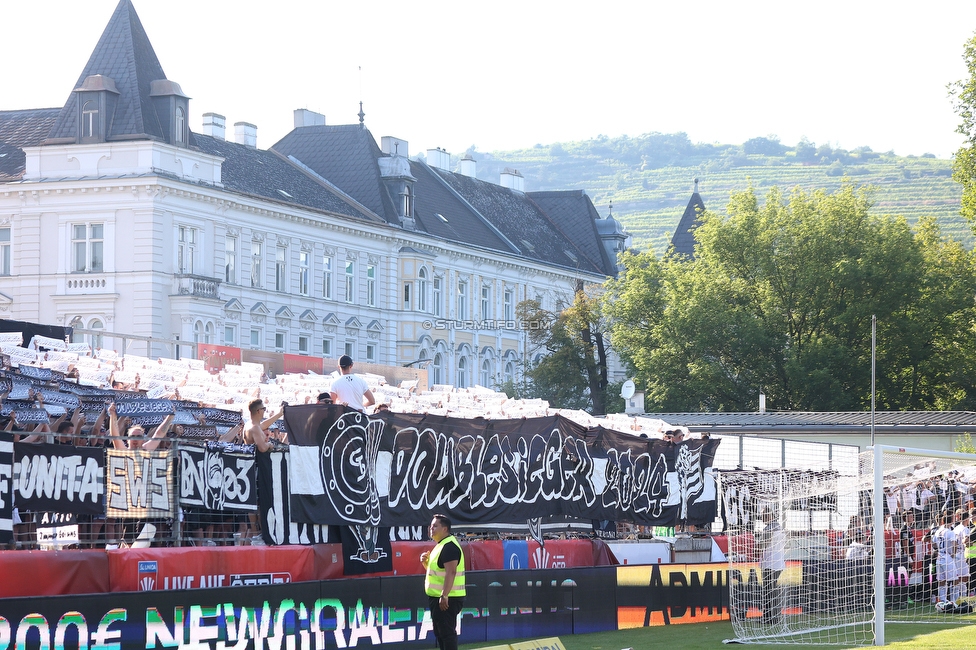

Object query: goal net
[722,444,976,645]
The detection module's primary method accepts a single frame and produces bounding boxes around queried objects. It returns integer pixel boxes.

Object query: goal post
[722,443,976,646]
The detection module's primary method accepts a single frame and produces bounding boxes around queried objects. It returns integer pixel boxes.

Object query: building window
[193,321,203,344]
[224,325,236,345]
[88,318,104,350]
[72,223,103,273]
[275,247,287,292]
[250,328,261,348]
[250,241,262,288]
[366,264,376,307]
[504,288,514,321]
[82,101,98,139]
[204,322,214,344]
[481,285,491,320]
[433,276,442,317]
[457,279,468,320]
[177,226,196,274]
[225,237,237,284]
[298,251,310,296]
[403,283,411,310]
[366,343,376,362]
[505,361,515,383]
[0,228,10,276]
[432,353,443,385]
[322,338,333,357]
[418,267,429,312]
[175,107,186,144]
[457,356,468,389]
[323,255,333,300]
[481,359,491,387]
[299,335,310,354]
[275,331,286,351]
[401,185,413,218]
[344,341,354,358]
[345,260,355,303]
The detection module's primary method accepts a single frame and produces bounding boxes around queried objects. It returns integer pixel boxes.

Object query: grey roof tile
[0,108,60,180]
[433,169,606,274]
[47,0,168,143]
[272,125,390,220]
[190,132,384,224]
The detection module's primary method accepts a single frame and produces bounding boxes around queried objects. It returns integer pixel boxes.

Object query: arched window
[402,185,413,218]
[432,353,443,385]
[88,318,104,350]
[418,267,428,312]
[457,356,468,389]
[504,361,515,384]
[193,321,203,344]
[175,107,186,144]
[481,359,492,387]
[68,316,84,344]
[82,101,98,139]
[204,322,214,344]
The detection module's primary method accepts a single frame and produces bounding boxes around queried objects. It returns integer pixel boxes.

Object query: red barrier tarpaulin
[0,549,109,597]
[108,546,316,592]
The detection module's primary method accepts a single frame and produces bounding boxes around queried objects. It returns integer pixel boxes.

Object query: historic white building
[0,0,629,389]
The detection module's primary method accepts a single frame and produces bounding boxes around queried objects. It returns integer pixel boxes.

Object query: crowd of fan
[1,332,678,550]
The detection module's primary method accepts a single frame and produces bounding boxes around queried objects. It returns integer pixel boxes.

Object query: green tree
[517,281,611,414]
[605,184,976,412]
[951,31,976,227]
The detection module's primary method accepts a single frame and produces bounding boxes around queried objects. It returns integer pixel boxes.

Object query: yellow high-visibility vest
[425,535,466,597]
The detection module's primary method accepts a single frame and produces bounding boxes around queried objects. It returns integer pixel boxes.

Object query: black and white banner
[718,468,840,530]
[179,442,257,512]
[256,450,332,546]
[13,442,104,515]
[283,406,721,527]
[339,524,393,575]
[0,433,12,543]
[106,449,175,519]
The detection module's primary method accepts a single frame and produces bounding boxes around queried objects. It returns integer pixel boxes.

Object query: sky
[3,1,976,159]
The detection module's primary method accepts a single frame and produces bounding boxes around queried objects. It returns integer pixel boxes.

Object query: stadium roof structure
[649,411,976,437]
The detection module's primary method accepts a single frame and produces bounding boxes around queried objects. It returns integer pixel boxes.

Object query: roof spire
[357,65,365,128]
[607,199,613,218]
[693,177,700,193]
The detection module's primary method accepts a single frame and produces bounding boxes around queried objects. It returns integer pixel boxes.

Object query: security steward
[420,514,465,650]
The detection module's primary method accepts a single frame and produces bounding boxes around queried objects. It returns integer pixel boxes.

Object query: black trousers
[428,596,464,650]
[761,569,783,622]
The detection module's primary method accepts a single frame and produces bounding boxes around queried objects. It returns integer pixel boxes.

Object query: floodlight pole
[873,443,885,645]
[871,315,876,447]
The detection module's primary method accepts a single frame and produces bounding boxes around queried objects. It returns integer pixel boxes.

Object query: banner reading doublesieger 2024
[284,406,720,528]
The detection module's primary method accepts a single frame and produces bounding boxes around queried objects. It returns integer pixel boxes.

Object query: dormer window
[401,185,414,218]
[74,75,118,144]
[149,79,190,148]
[175,107,186,144]
[82,101,98,139]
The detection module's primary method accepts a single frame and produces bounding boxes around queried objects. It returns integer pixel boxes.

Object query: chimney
[381,136,409,158]
[202,113,225,140]
[459,153,477,178]
[426,147,451,171]
[500,168,524,192]
[294,108,325,128]
[234,122,257,148]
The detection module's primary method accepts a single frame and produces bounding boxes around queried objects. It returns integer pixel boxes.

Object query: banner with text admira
[283,405,720,528]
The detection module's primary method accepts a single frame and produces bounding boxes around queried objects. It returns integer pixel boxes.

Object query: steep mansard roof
[47,0,170,143]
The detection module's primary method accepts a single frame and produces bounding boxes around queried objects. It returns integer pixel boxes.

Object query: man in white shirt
[330,355,375,412]
[933,512,958,604]
[758,509,787,624]
[952,509,970,604]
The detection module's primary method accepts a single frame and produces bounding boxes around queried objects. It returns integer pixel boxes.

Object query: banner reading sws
[283,406,720,527]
